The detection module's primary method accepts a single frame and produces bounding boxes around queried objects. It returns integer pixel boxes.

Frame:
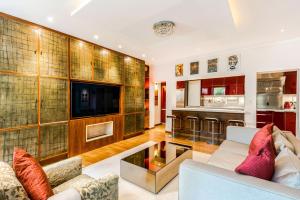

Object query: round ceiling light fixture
[153,21,175,37]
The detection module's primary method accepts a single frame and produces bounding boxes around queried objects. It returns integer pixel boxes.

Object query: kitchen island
[171,107,245,144]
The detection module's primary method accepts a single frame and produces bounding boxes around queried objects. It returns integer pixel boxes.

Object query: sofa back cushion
[272,126,295,154]
[283,131,300,159]
[235,135,276,180]
[249,123,273,155]
[13,148,53,200]
[0,161,29,200]
[273,148,300,189]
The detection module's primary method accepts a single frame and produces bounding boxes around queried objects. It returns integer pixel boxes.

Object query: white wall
[150,38,300,135]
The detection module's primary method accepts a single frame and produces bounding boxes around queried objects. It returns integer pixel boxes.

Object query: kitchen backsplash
[201,95,244,108]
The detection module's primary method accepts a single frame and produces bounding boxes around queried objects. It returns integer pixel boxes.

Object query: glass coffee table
[120,141,192,193]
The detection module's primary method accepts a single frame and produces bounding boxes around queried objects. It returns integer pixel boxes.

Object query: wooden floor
[80,124,219,167]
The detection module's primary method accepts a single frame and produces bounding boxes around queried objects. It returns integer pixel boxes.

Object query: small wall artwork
[175,64,183,77]
[207,58,218,73]
[190,62,199,75]
[228,54,240,71]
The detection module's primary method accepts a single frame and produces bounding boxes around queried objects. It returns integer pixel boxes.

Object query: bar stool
[185,116,200,142]
[227,120,245,127]
[205,117,223,145]
[166,115,182,138]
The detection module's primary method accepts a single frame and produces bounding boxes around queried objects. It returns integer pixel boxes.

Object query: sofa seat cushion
[218,140,249,156]
[53,174,95,194]
[0,162,29,200]
[208,149,246,171]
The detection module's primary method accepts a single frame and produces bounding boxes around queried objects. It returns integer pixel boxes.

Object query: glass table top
[121,141,192,173]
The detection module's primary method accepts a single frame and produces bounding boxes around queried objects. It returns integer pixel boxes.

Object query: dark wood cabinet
[284,71,297,94]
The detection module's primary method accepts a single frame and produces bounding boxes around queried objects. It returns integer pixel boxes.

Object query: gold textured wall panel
[0,17,37,74]
[40,77,68,123]
[40,29,68,78]
[0,127,38,165]
[0,74,38,128]
[70,38,93,80]
[93,46,109,81]
[40,122,68,159]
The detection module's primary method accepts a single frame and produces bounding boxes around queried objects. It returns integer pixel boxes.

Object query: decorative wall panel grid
[40,77,68,123]
[135,87,145,112]
[124,58,137,86]
[0,74,38,128]
[124,86,136,113]
[40,29,68,77]
[124,114,136,135]
[0,127,38,165]
[0,17,37,74]
[70,39,93,80]
[135,60,145,87]
[40,123,68,159]
[94,47,109,81]
[108,52,123,84]
[136,113,144,132]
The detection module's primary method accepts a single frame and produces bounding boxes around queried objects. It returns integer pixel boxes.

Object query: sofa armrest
[79,174,118,200]
[43,157,82,188]
[226,126,259,145]
[179,160,300,200]
[48,188,81,200]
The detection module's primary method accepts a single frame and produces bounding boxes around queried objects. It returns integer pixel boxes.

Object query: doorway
[161,82,166,123]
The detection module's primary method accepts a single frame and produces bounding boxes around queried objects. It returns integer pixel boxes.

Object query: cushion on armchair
[13,148,53,200]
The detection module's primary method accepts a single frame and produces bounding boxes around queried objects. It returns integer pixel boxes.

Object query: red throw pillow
[235,135,276,180]
[13,148,53,200]
[249,123,273,155]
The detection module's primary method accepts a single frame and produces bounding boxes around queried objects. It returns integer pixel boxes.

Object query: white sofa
[179,126,300,200]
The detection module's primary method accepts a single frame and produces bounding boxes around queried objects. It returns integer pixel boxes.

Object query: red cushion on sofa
[13,148,53,200]
[235,135,276,180]
[249,123,273,155]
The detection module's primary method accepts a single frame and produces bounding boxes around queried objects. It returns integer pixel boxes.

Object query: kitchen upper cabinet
[201,79,212,95]
[284,71,297,94]
[212,78,224,86]
[225,77,237,95]
[236,76,245,95]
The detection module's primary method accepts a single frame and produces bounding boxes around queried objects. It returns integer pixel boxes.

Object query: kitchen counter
[257,108,296,113]
[173,107,245,114]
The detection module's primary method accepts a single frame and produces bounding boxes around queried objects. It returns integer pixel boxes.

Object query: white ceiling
[1,0,300,65]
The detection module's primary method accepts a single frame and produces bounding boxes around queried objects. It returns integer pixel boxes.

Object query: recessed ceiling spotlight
[93,35,99,40]
[280,28,285,33]
[118,44,122,49]
[142,54,146,58]
[47,16,54,23]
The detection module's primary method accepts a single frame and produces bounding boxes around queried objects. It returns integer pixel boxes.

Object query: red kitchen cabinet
[176,81,185,89]
[273,112,284,130]
[236,76,245,95]
[285,112,296,135]
[212,78,225,86]
[225,77,237,95]
[201,79,212,95]
[284,71,297,94]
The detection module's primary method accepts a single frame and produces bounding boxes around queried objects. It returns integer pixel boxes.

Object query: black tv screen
[71,82,120,118]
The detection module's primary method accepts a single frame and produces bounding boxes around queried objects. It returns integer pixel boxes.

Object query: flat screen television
[71,81,120,118]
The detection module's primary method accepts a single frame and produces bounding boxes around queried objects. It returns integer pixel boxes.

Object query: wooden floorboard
[80,124,219,167]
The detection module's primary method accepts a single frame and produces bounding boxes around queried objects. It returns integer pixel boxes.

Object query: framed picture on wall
[227,54,240,72]
[175,64,183,77]
[190,61,199,75]
[207,58,218,73]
